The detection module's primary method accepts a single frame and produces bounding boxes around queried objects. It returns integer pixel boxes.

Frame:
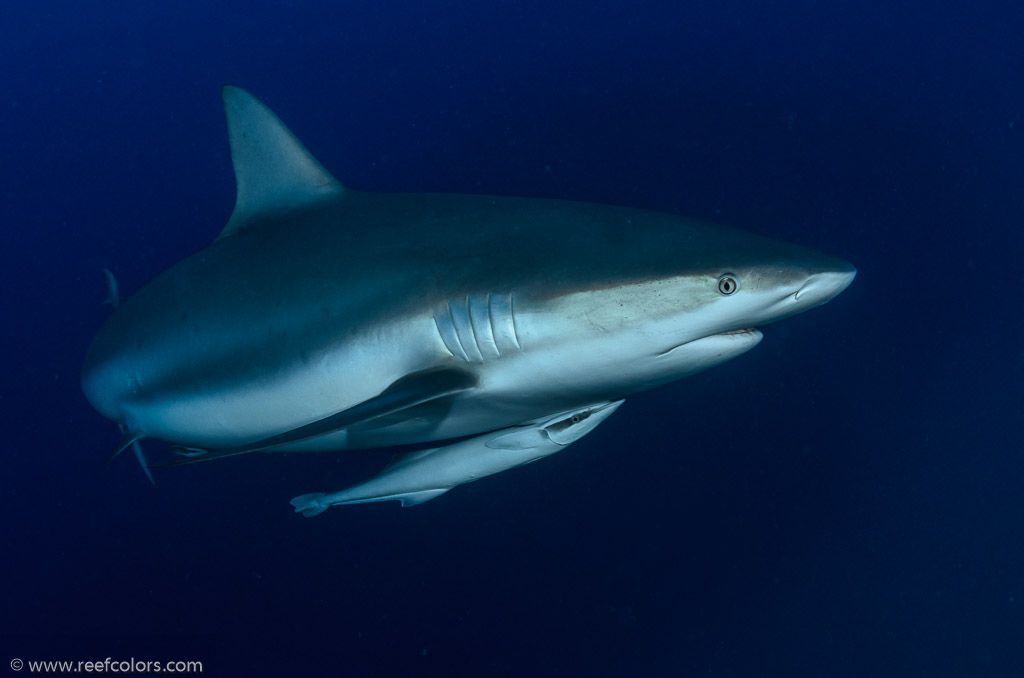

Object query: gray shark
[81,86,855,505]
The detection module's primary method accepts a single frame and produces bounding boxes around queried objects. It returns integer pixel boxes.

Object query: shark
[81,86,855,511]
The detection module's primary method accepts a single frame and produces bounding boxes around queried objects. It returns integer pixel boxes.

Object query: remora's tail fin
[291,493,328,518]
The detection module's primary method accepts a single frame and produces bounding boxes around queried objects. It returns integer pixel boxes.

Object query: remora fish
[291,400,623,514]
[81,86,855,507]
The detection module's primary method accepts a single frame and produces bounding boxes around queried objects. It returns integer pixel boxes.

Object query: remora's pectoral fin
[157,367,478,467]
[218,86,344,240]
[483,428,548,450]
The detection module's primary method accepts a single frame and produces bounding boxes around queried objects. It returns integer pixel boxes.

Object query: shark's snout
[727,254,855,334]
[81,357,127,424]
[793,266,857,307]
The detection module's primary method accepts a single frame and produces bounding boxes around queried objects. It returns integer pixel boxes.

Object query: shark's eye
[717,275,740,295]
[570,415,582,424]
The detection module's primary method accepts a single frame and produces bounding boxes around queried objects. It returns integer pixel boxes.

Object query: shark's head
[639,223,858,340]
[514,217,856,398]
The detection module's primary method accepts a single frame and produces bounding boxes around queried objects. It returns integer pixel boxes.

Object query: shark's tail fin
[291,493,328,518]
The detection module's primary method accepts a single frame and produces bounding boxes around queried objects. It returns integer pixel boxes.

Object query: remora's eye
[717,274,739,295]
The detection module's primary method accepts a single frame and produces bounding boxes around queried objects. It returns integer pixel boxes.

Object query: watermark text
[10,657,203,673]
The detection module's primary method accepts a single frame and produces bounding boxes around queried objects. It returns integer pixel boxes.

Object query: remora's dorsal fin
[218,85,343,240]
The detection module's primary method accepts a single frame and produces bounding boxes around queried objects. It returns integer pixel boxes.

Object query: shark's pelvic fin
[106,427,144,466]
[218,85,344,241]
[104,426,155,487]
[157,367,479,467]
[132,440,156,487]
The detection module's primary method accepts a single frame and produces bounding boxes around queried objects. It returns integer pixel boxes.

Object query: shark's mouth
[658,327,762,358]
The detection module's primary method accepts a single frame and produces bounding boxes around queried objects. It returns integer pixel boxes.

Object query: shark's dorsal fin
[218,85,343,240]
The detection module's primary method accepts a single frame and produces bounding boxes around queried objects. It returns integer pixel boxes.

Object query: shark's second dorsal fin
[218,86,343,240]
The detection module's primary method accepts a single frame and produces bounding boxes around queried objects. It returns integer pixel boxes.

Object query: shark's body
[82,87,855,508]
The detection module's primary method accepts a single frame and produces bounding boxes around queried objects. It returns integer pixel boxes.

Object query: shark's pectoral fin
[157,367,478,467]
[238,366,477,453]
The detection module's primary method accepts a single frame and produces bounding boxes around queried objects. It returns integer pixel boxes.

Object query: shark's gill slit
[486,293,501,357]
[434,310,467,361]
[469,294,499,359]
[462,295,485,362]
[446,300,471,361]
[432,315,453,359]
[509,292,522,350]
[448,297,482,363]
[487,291,520,355]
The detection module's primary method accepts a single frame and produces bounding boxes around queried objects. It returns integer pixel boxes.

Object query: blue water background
[2,1,1021,675]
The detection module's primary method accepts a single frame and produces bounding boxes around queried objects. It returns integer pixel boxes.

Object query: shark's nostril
[795,269,856,304]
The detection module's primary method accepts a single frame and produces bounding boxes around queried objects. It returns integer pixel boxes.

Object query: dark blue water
[3,1,1021,675]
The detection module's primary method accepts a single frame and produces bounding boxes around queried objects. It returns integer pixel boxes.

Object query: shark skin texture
[82,86,855,509]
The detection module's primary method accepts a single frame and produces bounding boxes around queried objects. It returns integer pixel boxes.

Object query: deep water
[2,1,1022,676]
